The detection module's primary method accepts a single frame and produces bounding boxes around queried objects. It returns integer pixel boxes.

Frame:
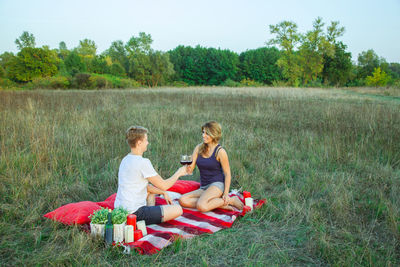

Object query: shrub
[392,79,400,89]
[49,76,70,89]
[365,67,391,87]
[240,78,264,87]
[222,79,241,87]
[305,78,324,88]
[272,80,289,87]
[89,75,107,89]
[119,78,141,88]
[0,78,18,89]
[73,73,91,89]
[25,76,70,89]
[169,81,189,88]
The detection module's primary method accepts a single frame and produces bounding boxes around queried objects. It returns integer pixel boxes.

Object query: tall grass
[0,87,399,266]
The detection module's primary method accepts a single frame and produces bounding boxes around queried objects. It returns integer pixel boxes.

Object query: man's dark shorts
[133,206,163,225]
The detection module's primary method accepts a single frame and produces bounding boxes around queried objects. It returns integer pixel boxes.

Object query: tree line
[1,17,399,89]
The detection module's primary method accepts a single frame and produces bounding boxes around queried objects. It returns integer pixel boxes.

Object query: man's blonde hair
[126,126,148,148]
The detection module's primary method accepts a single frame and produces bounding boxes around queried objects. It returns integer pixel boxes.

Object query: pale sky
[0,0,399,62]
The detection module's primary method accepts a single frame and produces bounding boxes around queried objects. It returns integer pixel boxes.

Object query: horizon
[1,0,399,63]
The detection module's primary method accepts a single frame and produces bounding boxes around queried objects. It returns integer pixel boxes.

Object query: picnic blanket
[44,181,266,255]
[127,193,266,254]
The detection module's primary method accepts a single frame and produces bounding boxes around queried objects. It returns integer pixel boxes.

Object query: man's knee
[147,193,156,206]
[174,205,183,216]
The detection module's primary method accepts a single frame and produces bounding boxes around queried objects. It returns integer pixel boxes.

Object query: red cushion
[96,193,117,209]
[44,201,101,225]
[168,180,200,194]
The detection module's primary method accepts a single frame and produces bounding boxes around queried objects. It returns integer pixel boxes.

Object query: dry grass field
[0,87,399,266]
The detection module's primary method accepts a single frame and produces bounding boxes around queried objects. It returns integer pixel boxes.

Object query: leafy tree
[268,21,301,86]
[129,50,174,87]
[64,51,86,75]
[124,32,154,78]
[75,39,97,73]
[0,52,16,79]
[110,62,126,77]
[15,31,36,50]
[239,47,282,84]
[365,67,390,87]
[357,49,384,79]
[322,41,352,86]
[76,39,97,57]
[298,17,340,85]
[58,41,70,60]
[8,47,59,82]
[388,63,400,79]
[90,55,109,74]
[148,51,174,86]
[206,48,239,85]
[169,45,239,85]
[104,40,129,73]
[125,32,153,56]
[129,52,151,85]
[169,45,208,85]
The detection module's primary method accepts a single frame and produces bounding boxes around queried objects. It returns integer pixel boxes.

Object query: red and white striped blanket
[43,188,266,255]
[125,193,266,255]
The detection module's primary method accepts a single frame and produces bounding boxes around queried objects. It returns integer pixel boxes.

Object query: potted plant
[89,208,108,238]
[112,207,129,243]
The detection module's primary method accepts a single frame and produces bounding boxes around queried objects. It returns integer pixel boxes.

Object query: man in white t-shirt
[114,126,187,225]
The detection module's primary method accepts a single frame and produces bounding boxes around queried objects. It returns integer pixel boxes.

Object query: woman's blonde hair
[126,126,148,148]
[199,121,222,156]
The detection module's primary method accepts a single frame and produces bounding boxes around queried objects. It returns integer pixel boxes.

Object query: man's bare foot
[229,196,244,210]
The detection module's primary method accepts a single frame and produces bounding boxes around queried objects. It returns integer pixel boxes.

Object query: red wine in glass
[180,155,192,165]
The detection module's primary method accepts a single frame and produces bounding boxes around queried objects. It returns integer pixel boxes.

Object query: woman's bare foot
[229,196,244,210]
[219,204,234,211]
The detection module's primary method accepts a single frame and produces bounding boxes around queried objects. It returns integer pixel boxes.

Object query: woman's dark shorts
[133,206,163,225]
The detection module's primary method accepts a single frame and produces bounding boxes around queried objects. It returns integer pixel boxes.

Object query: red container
[243,191,251,198]
[134,229,143,241]
[127,214,137,230]
[241,205,251,216]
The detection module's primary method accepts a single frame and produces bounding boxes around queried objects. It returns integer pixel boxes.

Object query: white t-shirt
[114,154,158,213]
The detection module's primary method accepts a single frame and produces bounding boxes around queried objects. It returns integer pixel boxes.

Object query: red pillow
[44,201,101,225]
[96,193,117,209]
[168,180,200,194]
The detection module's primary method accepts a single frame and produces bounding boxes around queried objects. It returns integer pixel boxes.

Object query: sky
[0,0,399,62]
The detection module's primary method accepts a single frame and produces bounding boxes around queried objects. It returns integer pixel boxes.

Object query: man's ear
[136,139,142,147]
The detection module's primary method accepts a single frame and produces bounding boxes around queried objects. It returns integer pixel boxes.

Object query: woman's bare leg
[196,186,225,212]
[179,189,203,208]
[219,196,245,210]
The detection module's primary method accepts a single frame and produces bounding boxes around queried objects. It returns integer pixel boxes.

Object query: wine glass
[180,155,193,175]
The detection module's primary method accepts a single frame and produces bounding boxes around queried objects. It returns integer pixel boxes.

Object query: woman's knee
[178,196,187,206]
[196,201,209,212]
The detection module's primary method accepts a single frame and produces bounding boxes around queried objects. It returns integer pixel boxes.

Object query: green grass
[1,87,399,266]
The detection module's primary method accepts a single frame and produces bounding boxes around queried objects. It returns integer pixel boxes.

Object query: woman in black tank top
[179,121,244,212]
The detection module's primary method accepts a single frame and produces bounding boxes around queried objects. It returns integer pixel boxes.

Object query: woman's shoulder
[216,145,228,158]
